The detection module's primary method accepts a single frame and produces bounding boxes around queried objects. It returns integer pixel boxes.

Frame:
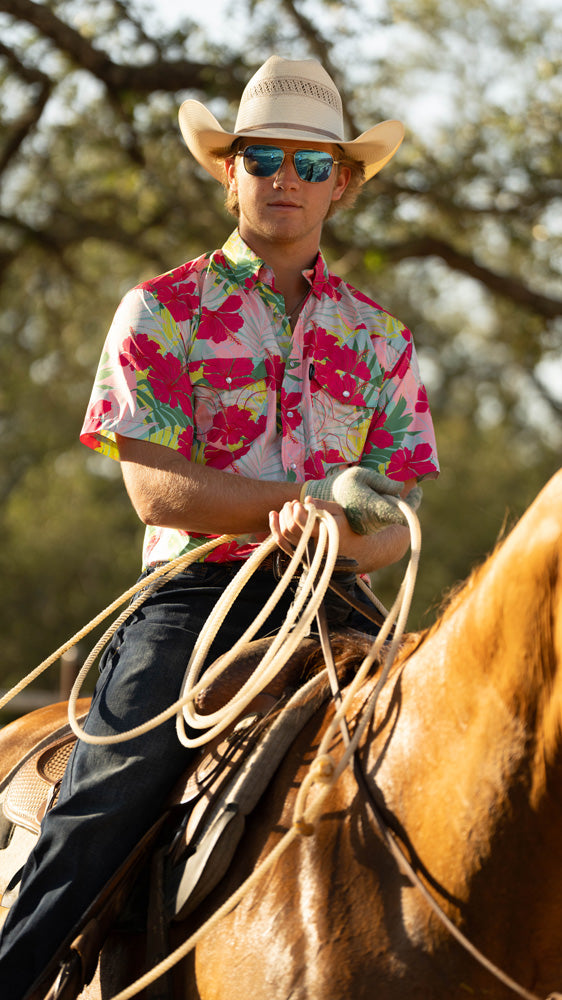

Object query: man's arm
[116,434,415,574]
[116,434,301,535]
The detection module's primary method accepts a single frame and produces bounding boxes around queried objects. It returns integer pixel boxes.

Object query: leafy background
[0,0,560,712]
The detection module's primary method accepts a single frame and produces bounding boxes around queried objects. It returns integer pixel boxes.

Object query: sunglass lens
[243,146,284,177]
[241,146,334,182]
[294,150,334,182]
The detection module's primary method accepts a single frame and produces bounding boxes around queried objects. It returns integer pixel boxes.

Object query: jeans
[0,561,378,998]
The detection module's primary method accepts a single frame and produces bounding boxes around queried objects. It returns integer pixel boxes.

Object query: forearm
[337,520,411,573]
[269,498,412,575]
[116,435,300,535]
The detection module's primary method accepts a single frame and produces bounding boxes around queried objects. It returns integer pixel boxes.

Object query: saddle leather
[3,733,76,835]
[163,662,347,923]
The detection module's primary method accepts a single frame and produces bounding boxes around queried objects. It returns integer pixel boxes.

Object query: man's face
[224,139,350,253]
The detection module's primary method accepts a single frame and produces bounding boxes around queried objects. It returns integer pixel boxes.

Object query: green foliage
[0,0,560,703]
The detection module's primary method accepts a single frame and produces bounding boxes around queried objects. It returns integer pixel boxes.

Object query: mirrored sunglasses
[237,145,339,183]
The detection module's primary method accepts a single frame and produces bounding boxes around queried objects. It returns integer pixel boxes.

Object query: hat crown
[234,56,345,142]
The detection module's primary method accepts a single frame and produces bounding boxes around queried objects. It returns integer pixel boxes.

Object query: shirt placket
[280,321,309,480]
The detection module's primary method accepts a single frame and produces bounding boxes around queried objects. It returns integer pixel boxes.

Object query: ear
[224,156,238,192]
[331,164,351,203]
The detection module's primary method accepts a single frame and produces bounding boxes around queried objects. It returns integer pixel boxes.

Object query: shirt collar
[221,229,329,301]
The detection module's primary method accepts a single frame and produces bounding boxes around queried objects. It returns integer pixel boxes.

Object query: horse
[2,470,562,999]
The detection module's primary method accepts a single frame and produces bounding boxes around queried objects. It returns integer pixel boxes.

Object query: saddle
[0,626,378,1000]
[0,715,90,912]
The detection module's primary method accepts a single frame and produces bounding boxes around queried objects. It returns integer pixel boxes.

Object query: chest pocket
[309,357,375,464]
[188,357,269,462]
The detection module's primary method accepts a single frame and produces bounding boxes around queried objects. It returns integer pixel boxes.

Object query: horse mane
[398,505,562,794]
[408,529,510,653]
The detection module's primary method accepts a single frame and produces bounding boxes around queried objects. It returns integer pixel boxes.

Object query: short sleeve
[80,287,195,461]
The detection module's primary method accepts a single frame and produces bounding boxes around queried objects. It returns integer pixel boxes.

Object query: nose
[272,152,299,188]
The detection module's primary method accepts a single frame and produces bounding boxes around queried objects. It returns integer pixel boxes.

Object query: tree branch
[384,236,561,318]
[279,0,360,137]
[0,38,53,171]
[0,0,243,96]
[0,86,51,174]
[326,228,561,319]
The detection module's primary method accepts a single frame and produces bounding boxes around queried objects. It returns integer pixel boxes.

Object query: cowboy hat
[178,55,404,184]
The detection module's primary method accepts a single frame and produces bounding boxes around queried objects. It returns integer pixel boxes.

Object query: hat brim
[178,100,404,183]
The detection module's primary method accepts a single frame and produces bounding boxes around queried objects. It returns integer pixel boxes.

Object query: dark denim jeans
[0,561,378,998]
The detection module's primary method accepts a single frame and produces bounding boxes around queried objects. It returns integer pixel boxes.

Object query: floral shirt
[81,230,439,567]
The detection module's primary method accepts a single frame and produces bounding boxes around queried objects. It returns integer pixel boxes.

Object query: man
[0,55,438,997]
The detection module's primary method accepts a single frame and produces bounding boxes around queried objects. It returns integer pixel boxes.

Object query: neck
[237,224,319,303]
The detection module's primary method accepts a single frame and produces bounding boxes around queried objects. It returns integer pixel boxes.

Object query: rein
[355,762,562,1000]
[316,582,562,1000]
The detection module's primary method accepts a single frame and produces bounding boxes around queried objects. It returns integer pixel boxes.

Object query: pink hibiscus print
[281,391,303,432]
[330,371,367,406]
[265,353,285,390]
[332,343,371,381]
[119,332,162,374]
[315,273,343,303]
[203,443,250,469]
[120,333,192,413]
[383,342,413,383]
[304,447,345,479]
[311,361,366,406]
[87,398,113,429]
[176,427,194,458]
[198,296,244,344]
[363,411,394,453]
[142,267,200,323]
[415,385,430,413]
[310,326,339,362]
[206,406,267,449]
[148,353,192,412]
[81,399,114,449]
[386,442,437,480]
[206,538,251,562]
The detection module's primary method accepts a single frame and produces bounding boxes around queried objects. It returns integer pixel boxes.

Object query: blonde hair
[211,140,365,218]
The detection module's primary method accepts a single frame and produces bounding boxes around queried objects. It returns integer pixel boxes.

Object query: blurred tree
[0,0,560,697]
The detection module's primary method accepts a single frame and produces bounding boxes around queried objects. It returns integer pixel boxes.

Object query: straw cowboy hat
[178,55,404,184]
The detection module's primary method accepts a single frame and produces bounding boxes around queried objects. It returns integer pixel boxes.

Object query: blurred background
[0,0,560,715]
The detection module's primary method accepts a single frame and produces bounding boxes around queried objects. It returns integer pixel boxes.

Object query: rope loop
[309,753,336,784]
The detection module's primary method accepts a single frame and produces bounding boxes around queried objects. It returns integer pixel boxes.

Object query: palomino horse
[3,470,562,999]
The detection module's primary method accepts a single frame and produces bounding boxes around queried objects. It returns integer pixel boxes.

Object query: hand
[268,498,344,559]
[302,467,422,535]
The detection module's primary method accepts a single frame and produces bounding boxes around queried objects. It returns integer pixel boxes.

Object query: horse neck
[355,475,562,983]
[425,471,562,797]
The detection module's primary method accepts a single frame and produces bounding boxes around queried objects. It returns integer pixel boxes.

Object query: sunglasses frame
[235,144,341,183]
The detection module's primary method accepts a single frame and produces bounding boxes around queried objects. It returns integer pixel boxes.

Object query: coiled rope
[106,497,420,1000]
[0,497,420,1000]
[63,504,342,747]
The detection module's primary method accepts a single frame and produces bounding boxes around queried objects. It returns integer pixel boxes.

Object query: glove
[300,467,422,535]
